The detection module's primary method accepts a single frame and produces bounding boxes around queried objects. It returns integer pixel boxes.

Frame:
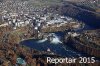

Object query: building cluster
[0,0,84,44]
[76,0,100,10]
[0,8,85,43]
[0,0,84,34]
[82,30,100,47]
[1,10,82,31]
[0,0,44,12]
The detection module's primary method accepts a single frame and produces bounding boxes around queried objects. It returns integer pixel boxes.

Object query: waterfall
[37,33,62,44]
[50,34,62,44]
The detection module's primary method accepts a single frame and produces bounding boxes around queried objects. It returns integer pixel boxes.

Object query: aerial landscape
[0,0,100,66]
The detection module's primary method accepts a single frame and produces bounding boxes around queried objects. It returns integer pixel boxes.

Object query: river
[20,31,90,57]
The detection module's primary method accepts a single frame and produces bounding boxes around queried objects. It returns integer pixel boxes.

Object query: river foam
[37,33,62,44]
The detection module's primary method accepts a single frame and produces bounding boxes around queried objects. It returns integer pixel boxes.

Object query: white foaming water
[51,37,62,44]
[37,38,47,43]
[50,35,62,44]
[37,33,62,44]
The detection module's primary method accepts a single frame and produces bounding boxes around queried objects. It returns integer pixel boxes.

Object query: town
[0,0,100,66]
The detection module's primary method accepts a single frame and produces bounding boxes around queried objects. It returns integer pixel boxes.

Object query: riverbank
[64,29,100,58]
